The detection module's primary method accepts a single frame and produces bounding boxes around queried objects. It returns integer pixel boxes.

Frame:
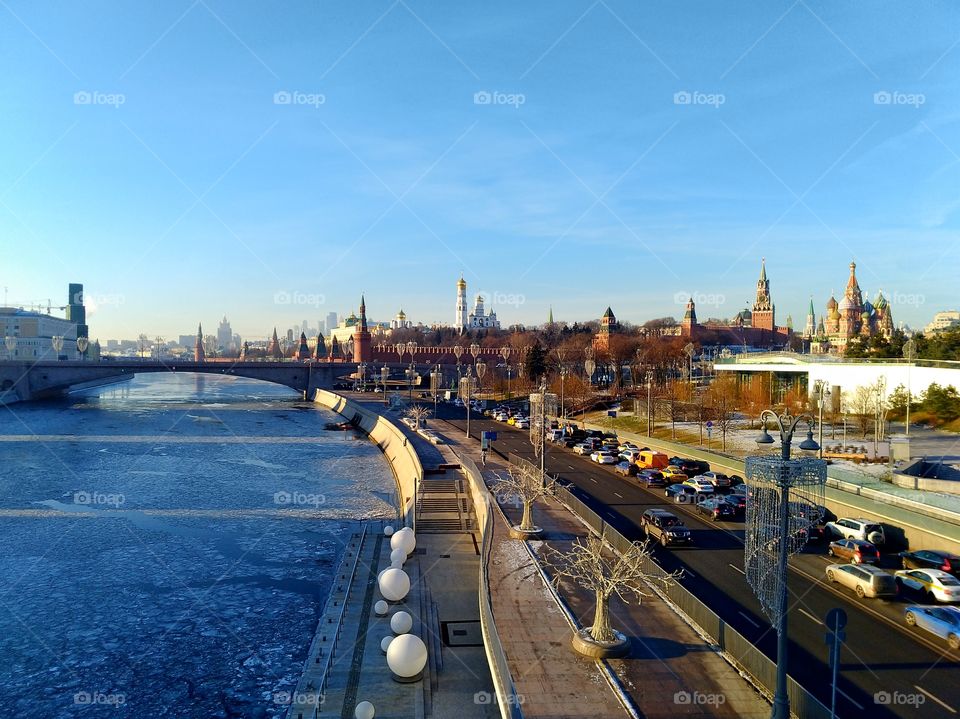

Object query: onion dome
[457,274,466,290]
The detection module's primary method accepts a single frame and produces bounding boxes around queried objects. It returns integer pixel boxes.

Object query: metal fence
[457,451,524,719]
[507,453,832,719]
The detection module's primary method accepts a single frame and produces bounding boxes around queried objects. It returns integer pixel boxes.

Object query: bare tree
[404,404,431,429]
[542,535,678,644]
[705,374,739,452]
[846,386,876,439]
[490,463,556,533]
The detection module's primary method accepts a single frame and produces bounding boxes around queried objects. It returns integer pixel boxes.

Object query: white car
[619,449,641,463]
[590,451,618,465]
[573,443,593,455]
[825,518,885,545]
[514,418,530,429]
[904,605,960,650]
[895,569,960,603]
[683,476,715,494]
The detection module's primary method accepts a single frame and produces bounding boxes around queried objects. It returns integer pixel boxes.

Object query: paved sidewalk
[455,438,770,719]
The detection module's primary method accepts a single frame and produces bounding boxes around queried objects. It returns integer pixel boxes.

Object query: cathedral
[455,275,500,333]
[806,261,895,353]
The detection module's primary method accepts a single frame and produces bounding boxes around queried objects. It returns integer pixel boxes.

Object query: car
[614,461,638,476]
[700,471,732,489]
[573,443,593,455]
[618,442,638,452]
[825,564,898,599]
[683,476,715,494]
[899,550,960,575]
[730,483,749,497]
[590,450,618,465]
[729,474,744,486]
[895,569,960,603]
[696,497,737,521]
[641,509,692,546]
[721,494,746,514]
[825,518,885,545]
[636,470,667,488]
[506,417,517,426]
[827,539,880,565]
[903,605,960,650]
[514,418,530,429]
[619,449,642,463]
[669,456,710,475]
[665,483,700,503]
[661,466,687,479]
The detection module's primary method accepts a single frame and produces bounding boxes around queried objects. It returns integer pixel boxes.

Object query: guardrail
[506,454,832,719]
[456,450,523,719]
[288,523,370,719]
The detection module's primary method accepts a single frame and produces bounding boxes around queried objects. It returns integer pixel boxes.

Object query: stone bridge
[0,360,364,403]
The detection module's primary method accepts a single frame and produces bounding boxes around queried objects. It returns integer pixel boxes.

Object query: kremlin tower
[353,296,371,362]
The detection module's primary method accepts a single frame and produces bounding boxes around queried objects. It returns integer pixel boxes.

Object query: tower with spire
[353,295,372,362]
[751,258,775,332]
[267,328,282,359]
[194,323,205,363]
[456,275,468,333]
[296,332,310,360]
[803,297,816,339]
[547,305,554,327]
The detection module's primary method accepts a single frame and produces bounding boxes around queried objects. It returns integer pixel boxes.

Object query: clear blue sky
[2,0,958,340]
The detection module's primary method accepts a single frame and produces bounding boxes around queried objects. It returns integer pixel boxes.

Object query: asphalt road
[434,405,960,719]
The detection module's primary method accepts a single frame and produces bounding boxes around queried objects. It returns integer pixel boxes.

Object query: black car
[720,495,746,514]
[668,456,710,476]
[900,550,960,575]
[696,497,737,521]
[637,470,667,488]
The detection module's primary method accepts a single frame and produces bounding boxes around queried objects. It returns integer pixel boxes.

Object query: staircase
[416,470,476,533]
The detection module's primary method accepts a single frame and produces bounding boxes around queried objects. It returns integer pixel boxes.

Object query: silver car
[825,563,898,599]
[904,605,960,650]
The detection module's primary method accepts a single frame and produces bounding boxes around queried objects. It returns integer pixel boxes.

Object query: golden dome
[457,274,466,289]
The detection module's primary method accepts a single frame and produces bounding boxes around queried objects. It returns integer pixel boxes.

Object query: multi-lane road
[435,405,959,719]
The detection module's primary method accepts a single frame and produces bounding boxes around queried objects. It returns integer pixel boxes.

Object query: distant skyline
[2,1,958,339]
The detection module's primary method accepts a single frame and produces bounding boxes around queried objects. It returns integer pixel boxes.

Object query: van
[825,563,898,599]
[547,429,565,443]
[636,451,670,471]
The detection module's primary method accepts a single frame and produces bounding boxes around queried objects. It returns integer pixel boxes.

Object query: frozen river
[0,374,396,718]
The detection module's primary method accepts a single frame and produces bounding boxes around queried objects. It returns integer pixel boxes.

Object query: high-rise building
[217,316,233,351]
[326,312,338,337]
[66,283,88,356]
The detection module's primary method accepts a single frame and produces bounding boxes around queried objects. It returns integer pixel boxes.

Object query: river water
[0,374,396,718]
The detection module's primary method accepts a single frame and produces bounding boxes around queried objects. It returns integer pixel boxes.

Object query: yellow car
[507,416,517,426]
[662,466,687,479]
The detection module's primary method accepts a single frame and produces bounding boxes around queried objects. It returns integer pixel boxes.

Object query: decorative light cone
[355,701,375,719]
[378,568,410,602]
[380,636,393,653]
[390,527,416,556]
[374,600,388,616]
[390,610,413,635]
[390,560,403,569]
[386,633,427,682]
[384,525,394,537]
[389,548,406,565]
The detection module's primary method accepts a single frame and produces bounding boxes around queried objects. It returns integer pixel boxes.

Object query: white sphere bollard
[386,634,428,682]
[374,600,388,616]
[384,525,394,537]
[378,568,411,602]
[390,527,416,556]
[380,635,393,653]
[390,560,403,570]
[389,548,406,565]
[390,610,413,635]
[355,700,376,719]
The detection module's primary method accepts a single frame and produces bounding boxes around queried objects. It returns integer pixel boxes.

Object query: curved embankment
[312,389,421,530]
[312,390,521,719]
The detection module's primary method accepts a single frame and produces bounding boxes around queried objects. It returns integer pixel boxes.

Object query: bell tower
[751,258,775,332]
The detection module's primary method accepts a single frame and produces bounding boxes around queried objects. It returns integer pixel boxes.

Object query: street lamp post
[500,346,511,400]
[646,372,653,438]
[381,365,389,405]
[753,410,823,719]
[453,344,464,381]
[76,336,88,361]
[475,358,487,404]
[4,335,17,359]
[560,365,568,421]
[812,380,831,459]
[431,364,441,418]
[51,335,64,360]
[460,367,475,439]
[904,339,916,437]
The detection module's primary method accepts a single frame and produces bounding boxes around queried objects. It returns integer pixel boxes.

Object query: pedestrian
[480,449,487,465]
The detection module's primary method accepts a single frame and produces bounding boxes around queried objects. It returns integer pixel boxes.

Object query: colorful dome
[827,295,838,310]
[874,291,887,311]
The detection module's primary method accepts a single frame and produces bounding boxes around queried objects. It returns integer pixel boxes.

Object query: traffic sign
[706,420,713,428]
[607,410,617,418]
[481,431,497,441]
[825,608,847,632]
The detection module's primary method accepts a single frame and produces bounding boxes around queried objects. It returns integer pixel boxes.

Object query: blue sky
[2,0,958,340]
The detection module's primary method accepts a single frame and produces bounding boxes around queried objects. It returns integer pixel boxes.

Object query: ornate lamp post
[749,410,825,719]
[381,365,390,405]
[903,339,916,437]
[469,343,480,365]
[500,346,511,399]
[4,335,17,359]
[430,364,441,418]
[475,358,487,402]
[76,336,89,361]
[51,335,64,359]
[453,344,464,380]
[459,367,476,439]
[559,365,568,420]
[406,342,417,400]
